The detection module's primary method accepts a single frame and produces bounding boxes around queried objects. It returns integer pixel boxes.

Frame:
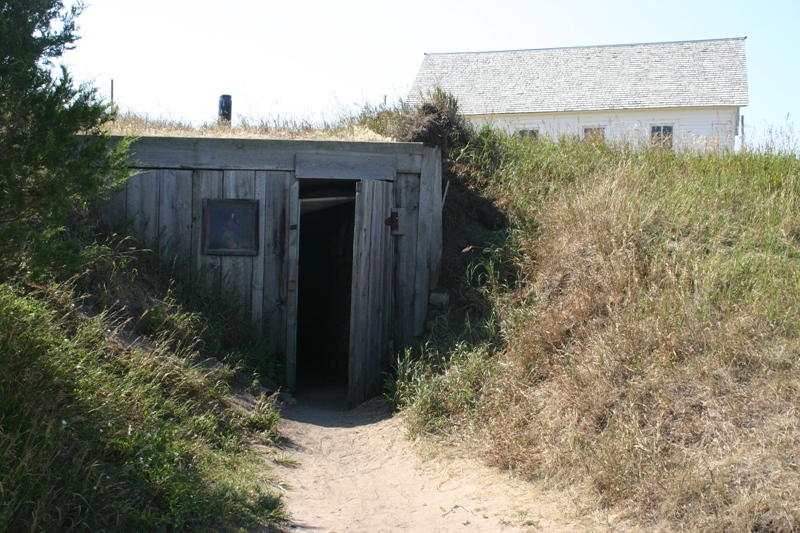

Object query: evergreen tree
[0,0,128,236]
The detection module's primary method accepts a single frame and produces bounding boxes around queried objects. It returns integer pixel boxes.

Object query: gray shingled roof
[409,38,748,115]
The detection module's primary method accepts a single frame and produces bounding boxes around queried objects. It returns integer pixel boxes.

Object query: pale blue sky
[63,0,798,142]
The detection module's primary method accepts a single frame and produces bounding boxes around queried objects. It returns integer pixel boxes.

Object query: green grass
[393,127,800,531]
[0,278,285,531]
[0,205,287,532]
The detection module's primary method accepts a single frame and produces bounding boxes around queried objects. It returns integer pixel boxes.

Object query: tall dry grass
[107,110,393,142]
[395,128,800,531]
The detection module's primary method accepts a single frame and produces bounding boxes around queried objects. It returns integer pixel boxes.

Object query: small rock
[278,392,297,407]
[429,291,450,307]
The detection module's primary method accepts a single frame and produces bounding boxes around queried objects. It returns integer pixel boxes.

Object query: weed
[272,452,300,468]
[239,393,282,445]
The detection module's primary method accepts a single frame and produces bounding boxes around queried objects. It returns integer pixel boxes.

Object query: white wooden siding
[469,106,741,151]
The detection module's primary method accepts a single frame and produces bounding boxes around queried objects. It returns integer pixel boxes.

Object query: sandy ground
[268,386,627,533]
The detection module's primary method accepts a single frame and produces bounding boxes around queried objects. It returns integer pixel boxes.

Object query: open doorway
[295,180,356,394]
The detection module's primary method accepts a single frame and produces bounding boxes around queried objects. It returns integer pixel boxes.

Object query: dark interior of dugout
[295,182,357,389]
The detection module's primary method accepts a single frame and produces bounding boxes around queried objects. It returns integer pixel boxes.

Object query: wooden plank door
[349,179,394,407]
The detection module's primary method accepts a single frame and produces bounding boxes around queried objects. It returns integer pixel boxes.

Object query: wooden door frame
[285,177,300,390]
[284,177,395,407]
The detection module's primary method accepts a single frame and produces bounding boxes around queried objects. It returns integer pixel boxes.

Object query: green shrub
[0,0,130,251]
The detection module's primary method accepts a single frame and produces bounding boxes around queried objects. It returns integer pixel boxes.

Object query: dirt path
[269,386,624,533]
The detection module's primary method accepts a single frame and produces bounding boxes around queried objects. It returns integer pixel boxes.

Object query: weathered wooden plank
[126,169,160,247]
[427,147,443,289]
[276,174,291,355]
[144,171,161,247]
[285,178,300,390]
[251,172,267,335]
[127,137,294,171]
[221,170,256,320]
[104,181,128,229]
[349,181,369,406]
[259,172,291,350]
[296,152,397,181]
[118,136,424,173]
[393,173,420,350]
[413,151,437,336]
[158,169,193,273]
[349,179,393,406]
[191,170,223,294]
[398,153,422,175]
[378,182,394,389]
[365,182,382,401]
[157,169,177,261]
[125,172,144,242]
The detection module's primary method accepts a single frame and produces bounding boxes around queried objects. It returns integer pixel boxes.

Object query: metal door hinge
[384,208,406,235]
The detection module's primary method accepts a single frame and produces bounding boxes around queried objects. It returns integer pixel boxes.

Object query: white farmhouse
[409,38,748,151]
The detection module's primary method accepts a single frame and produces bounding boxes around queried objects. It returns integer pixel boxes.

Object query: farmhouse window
[518,129,538,140]
[651,125,673,148]
[583,127,605,143]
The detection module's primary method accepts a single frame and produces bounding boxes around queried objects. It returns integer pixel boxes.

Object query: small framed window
[202,199,259,255]
[518,129,538,140]
[651,125,673,148]
[583,127,605,143]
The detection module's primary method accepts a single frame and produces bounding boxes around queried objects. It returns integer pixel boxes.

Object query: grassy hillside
[0,224,286,531]
[393,128,800,531]
[5,95,797,530]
